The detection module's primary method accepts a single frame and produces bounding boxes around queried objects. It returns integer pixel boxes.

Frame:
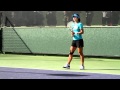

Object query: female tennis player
[63,13,85,70]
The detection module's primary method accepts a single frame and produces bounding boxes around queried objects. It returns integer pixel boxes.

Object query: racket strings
[67,21,74,31]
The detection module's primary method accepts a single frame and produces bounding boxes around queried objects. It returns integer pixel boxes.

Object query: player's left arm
[77,28,84,34]
[77,23,84,34]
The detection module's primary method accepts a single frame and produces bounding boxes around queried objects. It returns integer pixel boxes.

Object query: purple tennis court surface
[0,67,120,79]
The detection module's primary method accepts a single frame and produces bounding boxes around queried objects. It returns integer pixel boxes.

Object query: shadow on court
[0,67,120,79]
[47,74,89,77]
[0,70,89,76]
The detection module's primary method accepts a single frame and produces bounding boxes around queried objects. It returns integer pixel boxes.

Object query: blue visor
[72,14,80,18]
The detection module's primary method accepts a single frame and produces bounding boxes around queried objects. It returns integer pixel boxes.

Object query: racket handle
[71,31,75,36]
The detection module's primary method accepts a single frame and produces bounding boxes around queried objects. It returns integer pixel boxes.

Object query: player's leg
[63,46,76,69]
[78,47,84,70]
[63,40,77,69]
[67,46,77,64]
[76,39,85,70]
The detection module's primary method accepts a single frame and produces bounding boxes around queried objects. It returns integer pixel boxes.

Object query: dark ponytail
[78,18,81,22]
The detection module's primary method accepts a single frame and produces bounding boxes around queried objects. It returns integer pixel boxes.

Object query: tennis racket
[67,21,75,37]
[67,21,74,32]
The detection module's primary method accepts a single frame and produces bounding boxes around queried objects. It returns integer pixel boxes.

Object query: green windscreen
[2,26,120,57]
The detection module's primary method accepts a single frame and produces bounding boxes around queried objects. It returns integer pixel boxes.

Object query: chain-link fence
[1,11,120,27]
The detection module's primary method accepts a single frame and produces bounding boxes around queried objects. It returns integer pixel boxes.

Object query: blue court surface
[0,67,120,79]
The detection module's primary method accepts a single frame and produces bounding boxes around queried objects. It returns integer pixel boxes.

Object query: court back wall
[2,27,120,57]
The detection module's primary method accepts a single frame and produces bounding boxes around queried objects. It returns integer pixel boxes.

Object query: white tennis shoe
[63,64,70,69]
[80,65,85,70]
